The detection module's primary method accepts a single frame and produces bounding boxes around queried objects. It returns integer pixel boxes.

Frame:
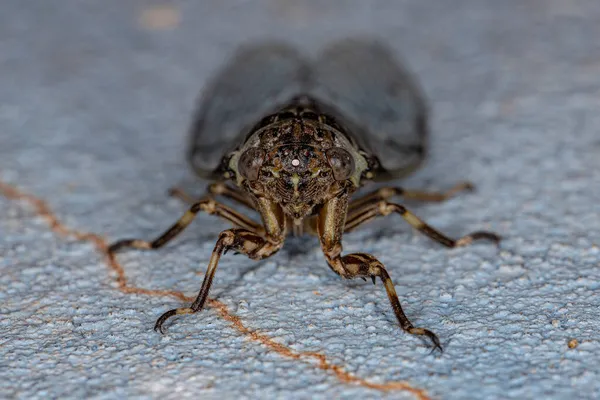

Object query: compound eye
[326,148,355,181]
[238,148,265,181]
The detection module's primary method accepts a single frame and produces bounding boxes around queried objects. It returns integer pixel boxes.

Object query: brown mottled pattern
[242,100,358,220]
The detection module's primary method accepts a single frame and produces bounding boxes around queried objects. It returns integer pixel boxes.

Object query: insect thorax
[227,99,370,220]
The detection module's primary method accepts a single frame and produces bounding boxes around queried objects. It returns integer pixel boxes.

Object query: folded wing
[188,42,311,179]
[311,37,428,180]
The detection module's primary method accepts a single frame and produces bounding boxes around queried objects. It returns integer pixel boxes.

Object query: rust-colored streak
[0,180,430,400]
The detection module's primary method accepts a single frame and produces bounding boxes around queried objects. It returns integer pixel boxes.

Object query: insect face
[237,115,357,220]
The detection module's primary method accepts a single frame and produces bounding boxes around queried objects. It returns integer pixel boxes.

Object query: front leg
[317,195,443,351]
[154,197,286,333]
[154,227,284,333]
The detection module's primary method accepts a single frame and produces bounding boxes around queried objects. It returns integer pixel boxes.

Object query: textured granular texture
[1,1,599,399]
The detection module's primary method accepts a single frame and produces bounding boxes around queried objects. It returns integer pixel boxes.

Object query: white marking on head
[291,158,300,167]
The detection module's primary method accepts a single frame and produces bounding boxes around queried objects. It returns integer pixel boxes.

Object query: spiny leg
[155,198,286,332]
[169,182,256,210]
[317,194,442,351]
[330,252,442,351]
[348,181,474,212]
[345,200,500,247]
[154,227,284,333]
[108,198,263,253]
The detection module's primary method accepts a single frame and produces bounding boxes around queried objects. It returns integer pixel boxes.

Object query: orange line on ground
[0,180,430,400]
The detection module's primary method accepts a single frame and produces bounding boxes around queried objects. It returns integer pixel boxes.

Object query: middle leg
[344,200,500,247]
[108,198,264,254]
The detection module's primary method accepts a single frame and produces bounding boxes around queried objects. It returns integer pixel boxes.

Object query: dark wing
[311,37,428,180]
[188,41,310,179]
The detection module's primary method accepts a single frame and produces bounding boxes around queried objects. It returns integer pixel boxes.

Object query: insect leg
[317,195,442,351]
[345,200,500,247]
[169,182,256,210]
[348,182,474,212]
[154,197,286,332]
[154,227,284,333]
[108,199,264,253]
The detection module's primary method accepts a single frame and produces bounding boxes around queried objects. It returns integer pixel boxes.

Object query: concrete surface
[1,1,599,399]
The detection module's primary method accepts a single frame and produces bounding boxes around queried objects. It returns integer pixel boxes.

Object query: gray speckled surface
[1,1,599,399]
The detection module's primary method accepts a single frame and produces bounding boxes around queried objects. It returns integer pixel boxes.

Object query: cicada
[109,38,499,351]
